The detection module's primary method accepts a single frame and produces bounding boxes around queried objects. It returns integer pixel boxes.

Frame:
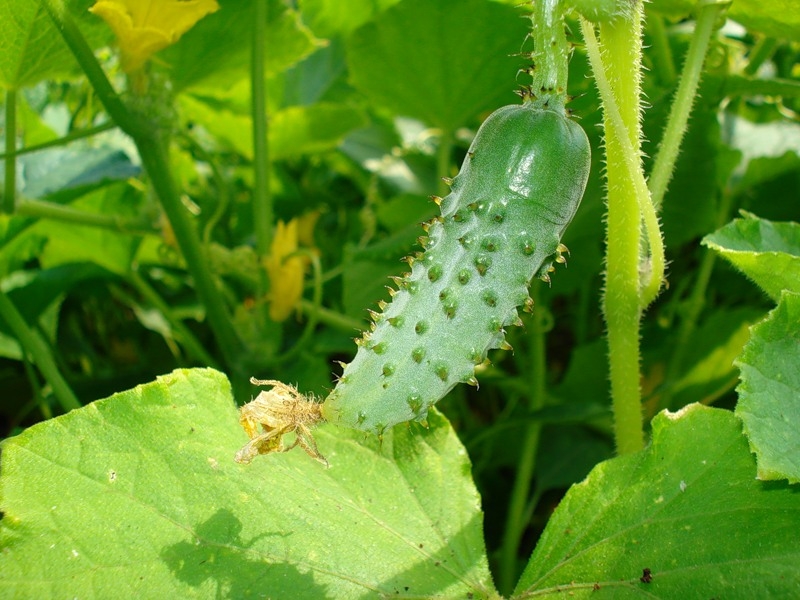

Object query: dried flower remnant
[235,378,327,467]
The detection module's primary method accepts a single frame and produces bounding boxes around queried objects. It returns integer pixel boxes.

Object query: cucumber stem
[528,0,569,112]
[3,89,17,213]
[0,290,80,412]
[583,10,646,455]
[648,0,727,211]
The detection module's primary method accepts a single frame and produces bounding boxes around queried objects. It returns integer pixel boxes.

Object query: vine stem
[581,13,647,455]
[580,20,664,308]
[498,285,545,595]
[0,290,80,412]
[648,0,728,211]
[252,0,272,258]
[528,0,569,112]
[0,122,116,161]
[4,89,17,213]
[43,0,247,369]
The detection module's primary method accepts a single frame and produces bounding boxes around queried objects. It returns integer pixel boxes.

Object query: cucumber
[322,104,591,435]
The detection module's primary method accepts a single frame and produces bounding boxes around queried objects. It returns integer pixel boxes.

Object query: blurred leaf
[299,0,401,38]
[16,145,139,200]
[375,193,436,233]
[0,262,111,342]
[0,0,109,88]
[161,0,322,92]
[179,95,366,159]
[735,291,800,483]
[514,404,800,598]
[33,184,143,276]
[650,0,800,41]
[0,368,495,599]
[703,214,800,302]
[346,0,528,131]
[270,104,367,160]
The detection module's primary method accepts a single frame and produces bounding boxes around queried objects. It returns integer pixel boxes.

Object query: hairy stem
[649,0,727,211]
[528,0,569,112]
[583,11,646,455]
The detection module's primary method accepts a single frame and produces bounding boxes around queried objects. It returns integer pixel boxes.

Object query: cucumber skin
[322,104,590,435]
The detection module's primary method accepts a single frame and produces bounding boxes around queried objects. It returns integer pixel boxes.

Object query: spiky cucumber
[322,103,590,435]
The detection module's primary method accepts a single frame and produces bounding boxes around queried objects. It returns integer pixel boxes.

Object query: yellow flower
[265,220,305,322]
[89,0,220,72]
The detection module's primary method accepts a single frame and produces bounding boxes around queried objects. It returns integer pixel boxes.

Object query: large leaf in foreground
[736,291,800,483]
[514,404,800,599]
[703,213,800,302]
[0,368,494,599]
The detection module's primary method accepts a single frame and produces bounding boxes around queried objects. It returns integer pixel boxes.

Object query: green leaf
[0,368,496,599]
[514,404,800,598]
[0,0,109,89]
[650,0,800,41]
[299,0,401,38]
[346,0,528,131]
[702,213,800,302]
[735,291,800,483]
[179,95,366,160]
[160,0,322,92]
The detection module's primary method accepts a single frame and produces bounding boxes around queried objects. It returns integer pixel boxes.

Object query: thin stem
[4,89,17,213]
[743,36,777,76]
[528,0,569,112]
[136,132,247,368]
[721,75,800,98]
[41,0,140,136]
[648,0,727,211]
[16,199,155,233]
[581,18,665,309]
[0,122,117,161]
[499,285,545,595]
[252,0,272,257]
[298,299,363,333]
[646,12,676,87]
[0,289,80,412]
[583,13,646,455]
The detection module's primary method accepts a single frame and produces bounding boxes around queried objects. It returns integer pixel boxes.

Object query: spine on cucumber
[322,103,590,435]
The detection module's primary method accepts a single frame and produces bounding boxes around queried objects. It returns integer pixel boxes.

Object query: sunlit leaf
[703,213,800,302]
[736,292,800,483]
[515,405,800,598]
[0,368,495,599]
